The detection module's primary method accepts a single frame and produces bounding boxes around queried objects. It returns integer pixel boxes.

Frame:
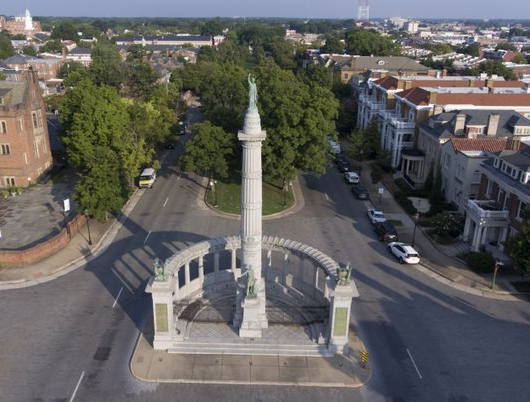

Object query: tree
[346,130,368,162]
[22,46,37,57]
[320,36,344,54]
[88,44,124,88]
[512,53,527,64]
[199,62,248,133]
[471,60,517,80]
[254,59,339,181]
[59,79,134,217]
[495,42,517,51]
[345,29,401,56]
[123,62,159,100]
[505,206,530,273]
[0,37,15,59]
[51,22,79,42]
[460,43,481,57]
[180,122,234,181]
[40,39,63,54]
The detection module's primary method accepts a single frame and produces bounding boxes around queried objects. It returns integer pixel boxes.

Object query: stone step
[167,341,333,357]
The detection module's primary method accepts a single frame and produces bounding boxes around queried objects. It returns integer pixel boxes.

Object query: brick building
[0,70,52,188]
[0,9,41,38]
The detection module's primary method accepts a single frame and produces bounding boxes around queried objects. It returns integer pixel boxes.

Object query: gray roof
[3,54,37,64]
[0,80,27,106]
[114,35,211,43]
[334,55,430,72]
[69,48,92,55]
[420,109,530,140]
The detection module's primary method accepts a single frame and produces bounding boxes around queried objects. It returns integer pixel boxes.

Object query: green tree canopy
[0,37,15,59]
[254,59,339,180]
[51,22,79,42]
[40,39,63,54]
[88,44,124,88]
[180,121,234,180]
[345,29,401,56]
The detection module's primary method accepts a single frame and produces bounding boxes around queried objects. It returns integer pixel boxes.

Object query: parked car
[352,185,369,200]
[337,160,351,173]
[367,209,386,225]
[388,242,420,264]
[328,140,341,154]
[374,222,398,242]
[164,142,176,149]
[334,153,346,165]
[344,171,360,184]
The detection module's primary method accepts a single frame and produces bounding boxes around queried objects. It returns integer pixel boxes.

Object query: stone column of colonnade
[234,75,268,337]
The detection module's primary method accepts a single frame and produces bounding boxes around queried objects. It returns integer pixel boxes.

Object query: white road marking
[163,197,169,207]
[69,371,85,402]
[112,287,123,308]
[407,348,423,379]
[144,231,151,244]
[177,172,182,181]
[325,193,330,201]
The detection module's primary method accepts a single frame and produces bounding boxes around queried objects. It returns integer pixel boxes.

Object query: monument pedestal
[239,296,266,338]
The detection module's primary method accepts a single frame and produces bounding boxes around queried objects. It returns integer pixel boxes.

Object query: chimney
[429,91,437,104]
[506,137,521,150]
[454,113,466,135]
[485,79,494,93]
[487,113,500,136]
[442,68,447,77]
[62,46,66,59]
[397,79,405,90]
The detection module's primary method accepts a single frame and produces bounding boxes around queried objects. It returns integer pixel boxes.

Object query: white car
[388,242,420,264]
[344,171,360,184]
[367,209,386,225]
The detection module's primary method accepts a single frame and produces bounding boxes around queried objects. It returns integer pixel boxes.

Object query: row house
[464,146,530,251]
[429,110,530,212]
[2,55,63,82]
[379,87,530,170]
[0,71,52,188]
[401,92,530,185]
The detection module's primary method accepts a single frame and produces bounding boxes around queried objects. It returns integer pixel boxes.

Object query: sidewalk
[356,160,524,301]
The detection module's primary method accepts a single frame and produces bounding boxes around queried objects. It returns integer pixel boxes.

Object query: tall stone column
[235,75,268,337]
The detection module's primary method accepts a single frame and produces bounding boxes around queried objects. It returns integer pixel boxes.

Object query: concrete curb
[199,175,305,221]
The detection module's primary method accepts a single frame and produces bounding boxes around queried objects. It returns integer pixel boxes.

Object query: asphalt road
[1,127,529,402]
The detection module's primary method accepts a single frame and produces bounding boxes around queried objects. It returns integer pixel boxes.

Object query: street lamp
[491,259,504,289]
[210,179,218,207]
[283,179,288,207]
[411,212,420,248]
[84,209,92,246]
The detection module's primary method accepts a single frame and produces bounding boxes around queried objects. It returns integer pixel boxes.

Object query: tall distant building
[357,0,370,21]
[0,9,42,38]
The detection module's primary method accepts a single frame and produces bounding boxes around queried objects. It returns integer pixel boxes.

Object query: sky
[1,1,528,20]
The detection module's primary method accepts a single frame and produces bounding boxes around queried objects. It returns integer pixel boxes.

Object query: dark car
[164,142,176,149]
[352,185,369,200]
[334,153,346,165]
[374,221,398,242]
[338,160,351,173]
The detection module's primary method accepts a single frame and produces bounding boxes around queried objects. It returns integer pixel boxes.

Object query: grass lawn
[205,168,294,215]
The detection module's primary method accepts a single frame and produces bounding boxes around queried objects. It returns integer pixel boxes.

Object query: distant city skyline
[0,1,528,21]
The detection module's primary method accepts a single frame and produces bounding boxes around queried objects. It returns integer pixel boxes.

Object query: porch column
[499,226,509,251]
[231,249,237,270]
[463,217,472,241]
[471,226,482,251]
[214,251,219,279]
[184,262,190,286]
[480,226,489,246]
[198,256,204,285]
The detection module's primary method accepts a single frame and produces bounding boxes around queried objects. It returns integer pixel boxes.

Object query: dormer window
[501,162,513,176]
[466,126,484,135]
[493,158,500,168]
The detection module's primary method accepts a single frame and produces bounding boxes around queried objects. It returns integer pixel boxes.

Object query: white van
[139,168,156,188]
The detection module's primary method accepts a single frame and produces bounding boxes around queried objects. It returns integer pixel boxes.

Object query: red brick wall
[0,214,87,266]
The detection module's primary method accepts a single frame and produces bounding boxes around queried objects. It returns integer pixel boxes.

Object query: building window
[0,144,10,155]
[1,121,6,134]
[17,119,23,132]
[32,112,38,128]
[443,153,451,169]
[471,170,480,184]
[4,177,15,187]
[486,179,492,197]
[517,201,527,220]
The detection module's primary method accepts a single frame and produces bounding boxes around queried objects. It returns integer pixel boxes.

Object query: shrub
[394,190,417,215]
[371,164,383,184]
[430,212,463,237]
[464,251,496,274]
